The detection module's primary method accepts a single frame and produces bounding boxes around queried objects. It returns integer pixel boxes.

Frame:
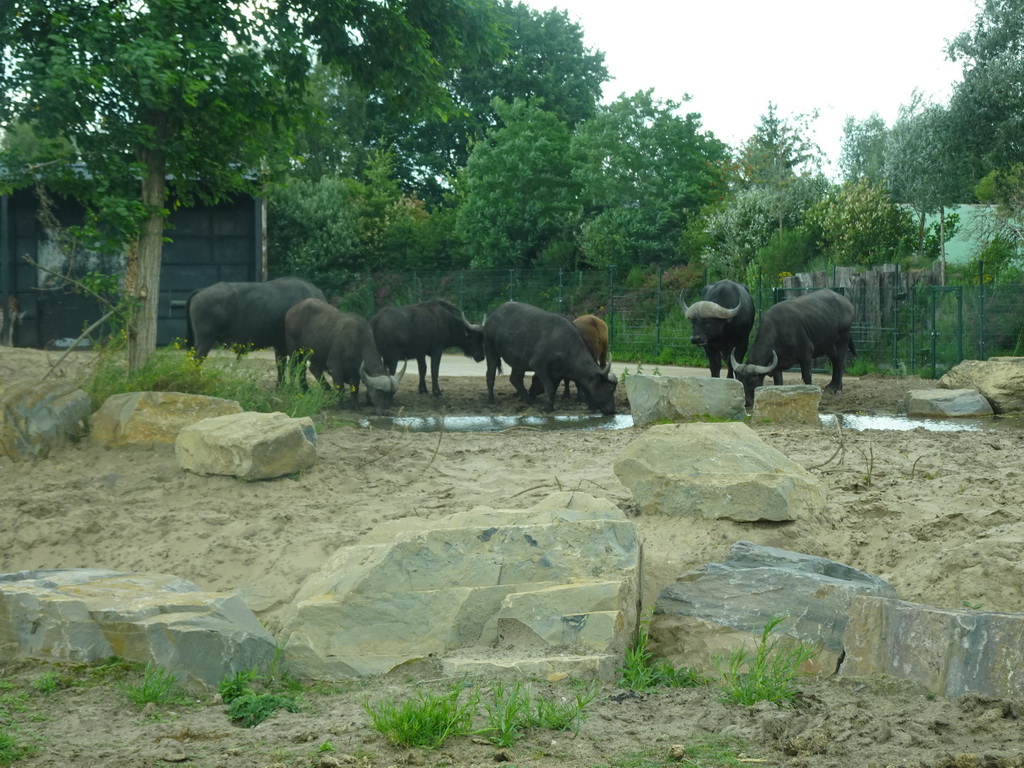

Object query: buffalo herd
[184,277,856,414]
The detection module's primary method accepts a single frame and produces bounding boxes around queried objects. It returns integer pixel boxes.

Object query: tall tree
[362,0,608,203]
[571,90,728,269]
[0,0,494,370]
[456,98,579,269]
[840,113,889,183]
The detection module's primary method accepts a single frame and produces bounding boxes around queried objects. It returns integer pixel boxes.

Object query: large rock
[175,411,317,480]
[938,358,1024,413]
[0,376,91,460]
[625,374,746,427]
[751,384,821,425]
[906,388,993,417]
[613,422,825,522]
[652,542,897,677]
[280,492,641,681]
[90,391,242,446]
[841,595,1024,699]
[0,569,276,686]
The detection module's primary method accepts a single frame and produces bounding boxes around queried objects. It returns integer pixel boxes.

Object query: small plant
[219,664,300,728]
[119,663,187,707]
[363,684,477,749]
[317,740,335,753]
[619,612,711,692]
[31,672,66,695]
[714,615,819,707]
[0,729,34,765]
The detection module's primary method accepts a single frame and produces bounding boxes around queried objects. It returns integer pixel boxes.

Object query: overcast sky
[521,0,981,177]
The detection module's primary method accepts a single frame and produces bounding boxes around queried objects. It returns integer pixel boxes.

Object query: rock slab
[0,376,91,460]
[280,492,640,680]
[652,542,896,676]
[938,358,1024,413]
[0,569,277,686]
[906,388,993,417]
[90,391,243,446]
[175,411,318,480]
[751,384,821,425]
[841,595,1024,699]
[625,374,746,427]
[614,422,825,522]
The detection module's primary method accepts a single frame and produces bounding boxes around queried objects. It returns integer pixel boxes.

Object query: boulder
[0,569,277,686]
[175,411,317,480]
[652,541,897,677]
[280,492,641,681]
[906,388,993,418]
[938,358,1024,413]
[90,391,242,446]
[625,375,746,427]
[613,422,825,522]
[751,384,822,425]
[0,376,91,460]
[841,595,1024,699]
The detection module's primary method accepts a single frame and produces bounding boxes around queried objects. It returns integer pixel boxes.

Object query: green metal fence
[330,265,1024,377]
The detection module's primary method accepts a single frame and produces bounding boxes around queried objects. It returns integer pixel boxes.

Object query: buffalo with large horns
[679,279,755,379]
[731,288,855,408]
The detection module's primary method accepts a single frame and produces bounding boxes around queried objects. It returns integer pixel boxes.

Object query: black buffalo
[679,279,754,379]
[730,289,855,408]
[483,301,618,415]
[284,298,405,410]
[185,277,325,383]
[370,299,485,396]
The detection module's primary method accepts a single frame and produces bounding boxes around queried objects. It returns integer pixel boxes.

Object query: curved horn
[678,290,689,316]
[731,350,777,376]
[685,300,742,320]
[360,360,404,393]
[711,301,742,319]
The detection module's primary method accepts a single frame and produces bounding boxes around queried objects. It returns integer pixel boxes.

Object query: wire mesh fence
[330,264,1024,377]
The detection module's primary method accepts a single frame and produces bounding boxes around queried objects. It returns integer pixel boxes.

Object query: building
[0,187,265,348]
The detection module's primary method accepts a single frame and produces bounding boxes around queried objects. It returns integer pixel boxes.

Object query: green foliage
[805,179,916,266]
[119,663,187,707]
[219,659,301,728]
[714,615,819,707]
[0,729,34,765]
[754,228,819,282]
[480,680,597,747]
[457,98,579,269]
[85,344,339,418]
[619,614,711,693]
[840,112,889,184]
[362,685,477,749]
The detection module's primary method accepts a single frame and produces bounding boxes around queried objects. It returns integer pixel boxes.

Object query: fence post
[978,259,986,360]
[655,267,662,356]
[508,269,514,302]
[607,265,616,351]
[558,268,564,313]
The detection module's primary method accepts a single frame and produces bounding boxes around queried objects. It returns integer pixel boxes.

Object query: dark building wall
[0,188,264,348]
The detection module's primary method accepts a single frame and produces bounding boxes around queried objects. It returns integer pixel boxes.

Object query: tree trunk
[917,210,926,261]
[126,156,166,373]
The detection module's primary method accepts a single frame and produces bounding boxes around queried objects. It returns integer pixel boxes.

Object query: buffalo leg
[416,356,429,395]
[509,368,531,403]
[707,349,722,378]
[485,360,498,404]
[428,354,443,396]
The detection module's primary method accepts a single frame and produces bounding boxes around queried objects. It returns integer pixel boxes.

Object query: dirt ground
[2,347,1024,768]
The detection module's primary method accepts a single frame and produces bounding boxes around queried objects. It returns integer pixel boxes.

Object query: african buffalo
[679,279,754,379]
[370,299,485,396]
[529,314,610,400]
[284,298,405,410]
[730,289,855,408]
[484,301,617,415]
[185,277,325,383]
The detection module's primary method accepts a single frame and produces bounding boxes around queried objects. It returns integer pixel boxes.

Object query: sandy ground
[2,346,1024,767]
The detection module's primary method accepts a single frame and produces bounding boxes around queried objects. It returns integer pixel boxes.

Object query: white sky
[522,0,981,177]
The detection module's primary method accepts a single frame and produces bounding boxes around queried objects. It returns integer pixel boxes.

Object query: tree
[0,0,494,371]
[361,0,607,203]
[571,90,729,269]
[840,113,889,183]
[455,98,579,269]
[805,179,916,266]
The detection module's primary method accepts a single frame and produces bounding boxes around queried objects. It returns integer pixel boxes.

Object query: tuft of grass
[714,615,820,707]
[218,658,301,728]
[480,680,597,748]
[0,729,35,765]
[119,663,189,707]
[85,344,340,419]
[363,684,477,749]
[619,613,712,693]
[224,690,300,728]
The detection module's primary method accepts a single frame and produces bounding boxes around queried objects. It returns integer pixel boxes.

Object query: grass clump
[619,614,711,693]
[119,663,190,708]
[714,615,820,707]
[480,680,597,747]
[85,343,339,418]
[0,729,34,765]
[218,652,303,728]
[362,684,477,749]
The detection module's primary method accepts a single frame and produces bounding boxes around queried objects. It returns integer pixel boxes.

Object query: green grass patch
[714,615,820,707]
[218,652,303,728]
[619,613,711,693]
[363,685,477,749]
[85,343,340,418]
[119,663,191,708]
